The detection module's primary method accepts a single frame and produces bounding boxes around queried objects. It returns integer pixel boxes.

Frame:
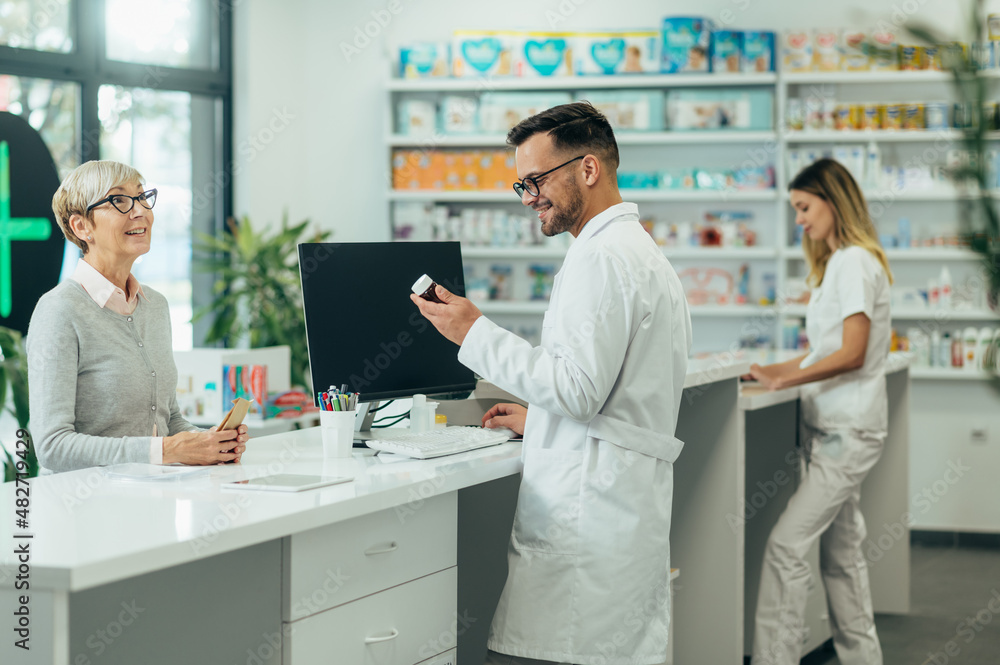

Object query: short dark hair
[506,101,620,174]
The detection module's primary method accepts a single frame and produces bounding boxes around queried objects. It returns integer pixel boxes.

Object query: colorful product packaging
[925,102,950,130]
[617,171,660,189]
[580,90,665,131]
[834,104,853,130]
[528,264,556,301]
[477,92,572,133]
[223,365,265,419]
[923,45,942,70]
[741,31,775,72]
[900,44,923,70]
[399,42,450,78]
[902,103,926,130]
[711,30,743,73]
[575,30,660,75]
[661,17,713,73]
[396,99,437,137]
[452,30,514,78]
[841,31,870,71]
[813,29,841,71]
[862,103,883,130]
[883,104,903,130]
[512,32,573,77]
[782,30,812,72]
[666,89,773,130]
[870,31,900,70]
[439,95,479,134]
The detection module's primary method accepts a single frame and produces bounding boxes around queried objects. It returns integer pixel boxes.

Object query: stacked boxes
[392,149,518,191]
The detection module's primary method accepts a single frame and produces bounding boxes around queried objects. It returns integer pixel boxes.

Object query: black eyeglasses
[512,156,584,198]
[87,189,158,214]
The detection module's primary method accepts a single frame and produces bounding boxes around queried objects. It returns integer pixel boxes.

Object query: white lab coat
[457,202,692,665]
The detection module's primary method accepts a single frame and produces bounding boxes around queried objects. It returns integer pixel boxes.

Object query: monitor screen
[298,241,476,402]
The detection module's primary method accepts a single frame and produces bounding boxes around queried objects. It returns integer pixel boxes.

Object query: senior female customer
[26,160,248,472]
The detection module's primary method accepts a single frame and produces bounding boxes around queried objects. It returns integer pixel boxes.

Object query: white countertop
[0,352,757,592]
[0,431,522,592]
[738,351,913,411]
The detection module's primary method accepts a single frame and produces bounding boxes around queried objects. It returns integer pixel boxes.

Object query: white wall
[232,0,982,240]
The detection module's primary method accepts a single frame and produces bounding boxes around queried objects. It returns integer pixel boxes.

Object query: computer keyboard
[366,426,513,459]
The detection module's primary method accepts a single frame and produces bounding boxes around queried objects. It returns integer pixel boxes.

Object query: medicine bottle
[412,274,446,304]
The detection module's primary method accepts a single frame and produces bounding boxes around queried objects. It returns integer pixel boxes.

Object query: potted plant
[193,213,331,391]
[0,326,37,481]
[899,1,1000,303]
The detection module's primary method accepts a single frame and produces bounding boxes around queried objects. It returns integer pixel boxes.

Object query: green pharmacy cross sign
[0,140,51,317]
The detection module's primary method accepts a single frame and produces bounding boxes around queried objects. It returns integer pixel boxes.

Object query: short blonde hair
[52,160,145,254]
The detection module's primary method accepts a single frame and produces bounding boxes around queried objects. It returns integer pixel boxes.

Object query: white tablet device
[222,474,353,492]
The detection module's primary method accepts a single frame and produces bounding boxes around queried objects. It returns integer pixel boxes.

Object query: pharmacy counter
[0,353,753,665]
[0,351,908,665]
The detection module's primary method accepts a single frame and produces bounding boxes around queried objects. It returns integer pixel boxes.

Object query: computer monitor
[298,241,476,433]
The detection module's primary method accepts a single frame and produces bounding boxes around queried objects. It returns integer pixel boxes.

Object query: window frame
[0,0,233,346]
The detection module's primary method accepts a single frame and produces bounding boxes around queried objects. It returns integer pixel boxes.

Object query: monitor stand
[353,400,382,443]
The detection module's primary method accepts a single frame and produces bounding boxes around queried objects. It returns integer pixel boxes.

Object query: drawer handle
[364,628,399,645]
[364,541,398,556]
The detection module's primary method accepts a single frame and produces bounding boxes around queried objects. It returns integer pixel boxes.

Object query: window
[0,0,232,350]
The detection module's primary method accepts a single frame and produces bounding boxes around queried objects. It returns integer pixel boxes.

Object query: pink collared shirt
[71,260,164,464]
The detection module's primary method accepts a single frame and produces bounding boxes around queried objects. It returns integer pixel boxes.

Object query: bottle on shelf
[964,327,980,371]
[950,332,964,369]
[864,141,881,190]
[938,265,952,310]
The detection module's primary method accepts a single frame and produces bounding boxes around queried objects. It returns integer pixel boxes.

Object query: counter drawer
[284,567,457,665]
[283,492,456,621]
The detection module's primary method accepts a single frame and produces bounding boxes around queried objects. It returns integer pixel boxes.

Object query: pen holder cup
[320,410,356,458]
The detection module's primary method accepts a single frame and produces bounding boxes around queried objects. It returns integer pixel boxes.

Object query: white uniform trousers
[752,427,885,665]
[484,648,569,665]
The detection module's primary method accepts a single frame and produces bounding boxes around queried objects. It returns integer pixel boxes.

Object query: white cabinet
[282,493,458,664]
[284,568,457,665]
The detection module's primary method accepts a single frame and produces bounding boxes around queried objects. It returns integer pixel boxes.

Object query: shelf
[782,188,998,202]
[386,130,778,147]
[387,72,777,92]
[779,305,999,320]
[910,367,998,381]
[891,308,1000,320]
[781,70,959,84]
[885,248,985,261]
[666,247,778,260]
[461,245,775,260]
[687,305,775,317]
[475,301,548,315]
[462,246,567,259]
[390,189,778,203]
[785,130,1000,143]
[783,247,986,261]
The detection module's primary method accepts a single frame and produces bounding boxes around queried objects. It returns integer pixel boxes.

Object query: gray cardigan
[26,280,198,472]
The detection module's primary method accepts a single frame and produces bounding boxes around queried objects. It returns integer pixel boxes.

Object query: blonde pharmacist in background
[26,161,248,473]
[748,158,892,665]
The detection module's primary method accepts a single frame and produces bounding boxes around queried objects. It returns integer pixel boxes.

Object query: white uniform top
[457,202,692,665]
[799,245,891,432]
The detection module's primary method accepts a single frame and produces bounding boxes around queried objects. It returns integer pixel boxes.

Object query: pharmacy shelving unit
[386,68,1000,363]
[386,72,786,351]
[777,68,1000,379]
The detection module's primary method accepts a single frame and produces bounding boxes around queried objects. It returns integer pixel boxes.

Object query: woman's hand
[163,424,249,465]
[481,403,527,436]
[748,363,785,391]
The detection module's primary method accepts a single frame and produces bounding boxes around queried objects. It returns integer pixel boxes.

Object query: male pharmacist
[410,102,692,665]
